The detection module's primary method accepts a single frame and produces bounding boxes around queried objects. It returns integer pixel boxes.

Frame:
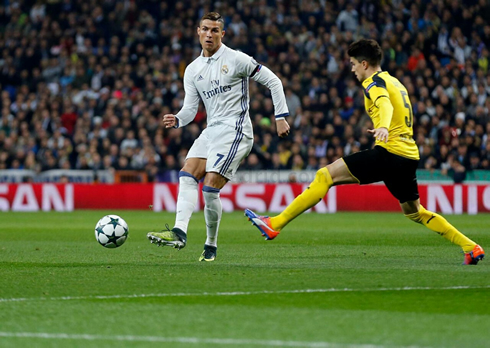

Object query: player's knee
[404,205,428,224]
[405,212,422,224]
[405,208,422,224]
[314,167,332,185]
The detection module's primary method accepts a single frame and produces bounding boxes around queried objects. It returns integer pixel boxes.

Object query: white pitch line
[0,285,489,303]
[0,332,426,348]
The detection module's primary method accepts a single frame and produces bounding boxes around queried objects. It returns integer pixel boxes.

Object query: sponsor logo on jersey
[202,79,232,99]
[221,65,229,74]
[197,75,204,81]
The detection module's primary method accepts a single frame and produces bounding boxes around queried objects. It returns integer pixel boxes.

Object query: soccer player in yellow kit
[245,39,485,265]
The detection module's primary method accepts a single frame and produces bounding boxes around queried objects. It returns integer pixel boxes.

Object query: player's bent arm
[174,66,200,128]
[251,65,289,120]
[374,96,394,129]
[174,96,199,128]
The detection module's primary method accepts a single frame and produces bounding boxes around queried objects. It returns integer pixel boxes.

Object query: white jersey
[175,44,289,138]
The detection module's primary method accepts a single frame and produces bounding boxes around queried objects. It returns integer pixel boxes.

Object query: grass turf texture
[0,211,489,347]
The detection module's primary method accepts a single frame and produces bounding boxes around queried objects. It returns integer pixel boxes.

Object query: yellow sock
[271,167,333,231]
[405,205,476,252]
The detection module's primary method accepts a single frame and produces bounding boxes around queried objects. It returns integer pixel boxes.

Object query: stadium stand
[0,0,489,183]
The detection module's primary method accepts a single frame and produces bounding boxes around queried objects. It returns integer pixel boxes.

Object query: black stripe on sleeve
[250,64,261,78]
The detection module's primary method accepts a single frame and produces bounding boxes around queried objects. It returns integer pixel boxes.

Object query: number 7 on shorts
[213,153,224,167]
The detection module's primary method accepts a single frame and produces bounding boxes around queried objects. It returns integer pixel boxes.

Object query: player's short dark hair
[200,12,225,30]
[347,39,383,67]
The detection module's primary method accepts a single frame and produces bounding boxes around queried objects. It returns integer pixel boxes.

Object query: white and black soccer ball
[95,215,129,248]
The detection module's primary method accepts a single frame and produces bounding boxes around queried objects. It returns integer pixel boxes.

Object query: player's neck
[203,43,222,57]
[366,67,382,78]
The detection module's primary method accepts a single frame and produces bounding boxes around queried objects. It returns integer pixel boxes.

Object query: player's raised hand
[276,118,290,137]
[367,127,389,143]
[162,114,177,128]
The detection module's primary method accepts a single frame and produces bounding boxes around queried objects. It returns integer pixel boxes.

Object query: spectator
[336,3,358,33]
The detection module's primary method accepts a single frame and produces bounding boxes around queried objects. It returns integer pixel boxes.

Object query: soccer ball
[95,215,129,248]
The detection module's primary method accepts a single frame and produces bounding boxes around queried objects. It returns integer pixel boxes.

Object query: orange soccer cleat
[463,244,485,265]
[244,209,280,240]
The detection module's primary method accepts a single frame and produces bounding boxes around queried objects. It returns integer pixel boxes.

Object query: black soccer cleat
[199,244,217,262]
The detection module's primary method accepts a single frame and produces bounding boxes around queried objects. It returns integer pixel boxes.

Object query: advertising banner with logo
[0,183,489,214]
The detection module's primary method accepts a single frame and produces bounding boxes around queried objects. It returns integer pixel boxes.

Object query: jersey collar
[200,43,227,62]
[365,70,383,82]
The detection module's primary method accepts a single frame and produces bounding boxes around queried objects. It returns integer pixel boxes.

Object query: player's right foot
[463,244,485,265]
[244,209,280,240]
[147,225,187,250]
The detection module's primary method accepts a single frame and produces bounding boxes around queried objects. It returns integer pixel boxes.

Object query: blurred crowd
[1,0,490,182]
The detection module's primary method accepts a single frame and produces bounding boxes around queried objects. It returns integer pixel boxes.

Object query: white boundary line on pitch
[0,332,427,348]
[1,285,489,303]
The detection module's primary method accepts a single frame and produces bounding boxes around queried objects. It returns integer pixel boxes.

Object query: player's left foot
[463,244,485,265]
[244,208,280,240]
[199,244,217,262]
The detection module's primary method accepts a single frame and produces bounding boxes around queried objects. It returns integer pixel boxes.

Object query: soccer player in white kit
[147,12,290,261]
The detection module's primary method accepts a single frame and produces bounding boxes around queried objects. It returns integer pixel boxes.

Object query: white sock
[203,186,222,247]
[174,171,198,233]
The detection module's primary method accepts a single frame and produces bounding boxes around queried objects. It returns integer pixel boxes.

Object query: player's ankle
[270,216,283,231]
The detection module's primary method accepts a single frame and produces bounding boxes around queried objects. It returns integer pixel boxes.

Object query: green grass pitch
[0,211,489,347]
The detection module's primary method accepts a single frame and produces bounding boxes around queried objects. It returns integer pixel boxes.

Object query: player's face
[350,57,367,82]
[198,19,224,57]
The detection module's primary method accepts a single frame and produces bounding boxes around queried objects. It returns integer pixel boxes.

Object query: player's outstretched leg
[147,224,187,250]
[244,167,333,240]
[199,244,217,262]
[244,209,280,240]
[405,205,485,265]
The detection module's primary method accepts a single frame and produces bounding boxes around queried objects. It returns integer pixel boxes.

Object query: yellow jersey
[362,71,420,160]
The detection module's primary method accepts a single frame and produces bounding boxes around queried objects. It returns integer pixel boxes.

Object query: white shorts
[186,125,253,180]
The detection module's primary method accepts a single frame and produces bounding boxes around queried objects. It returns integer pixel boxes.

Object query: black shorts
[342,146,420,203]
